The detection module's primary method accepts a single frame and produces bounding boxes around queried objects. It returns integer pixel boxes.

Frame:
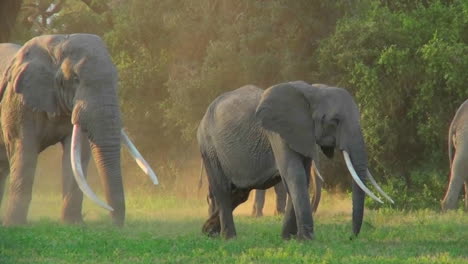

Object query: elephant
[0,34,158,226]
[442,99,468,211]
[197,81,393,240]
[251,162,323,217]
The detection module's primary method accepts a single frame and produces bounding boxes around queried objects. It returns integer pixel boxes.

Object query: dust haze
[1,137,352,221]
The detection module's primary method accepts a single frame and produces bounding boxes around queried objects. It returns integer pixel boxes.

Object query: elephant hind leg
[442,150,467,211]
[252,190,266,217]
[200,151,237,239]
[0,146,10,209]
[465,181,468,211]
[202,187,221,237]
[274,182,287,215]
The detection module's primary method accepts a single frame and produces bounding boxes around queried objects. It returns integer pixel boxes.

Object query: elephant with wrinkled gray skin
[198,82,393,240]
[252,163,323,217]
[0,34,158,226]
[442,99,468,211]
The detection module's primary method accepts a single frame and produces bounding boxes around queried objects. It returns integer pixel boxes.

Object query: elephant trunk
[72,96,125,226]
[342,132,369,237]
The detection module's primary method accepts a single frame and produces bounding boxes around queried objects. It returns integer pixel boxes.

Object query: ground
[0,188,466,264]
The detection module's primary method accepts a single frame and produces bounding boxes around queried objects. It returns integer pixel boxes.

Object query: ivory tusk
[342,151,383,204]
[312,160,324,182]
[121,129,159,185]
[70,125,114,211]
[367,169,394,204]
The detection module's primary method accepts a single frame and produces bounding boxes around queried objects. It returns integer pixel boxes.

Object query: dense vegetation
[5,0,468,209]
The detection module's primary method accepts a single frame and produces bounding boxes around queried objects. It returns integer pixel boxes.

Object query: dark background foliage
[2,0,467,209]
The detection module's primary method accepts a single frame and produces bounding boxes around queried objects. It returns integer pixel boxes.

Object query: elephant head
[0,34,158,225]
[256,81,392,236]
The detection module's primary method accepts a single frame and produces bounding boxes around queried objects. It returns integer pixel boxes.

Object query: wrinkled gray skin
[0,34,125,226]
[442,99,468,211]
[198,82,369,240]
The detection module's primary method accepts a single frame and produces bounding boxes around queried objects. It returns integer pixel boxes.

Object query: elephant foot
[274,209,285,216]
[202,214,221,237]
[221,228,237,240]
[252,210,263,217]
[296,225,314,240]
[3,201,29,226]
[61,212,84,225]
[441,199,457,212]
[3,211,28,226]
[296,232,314,241]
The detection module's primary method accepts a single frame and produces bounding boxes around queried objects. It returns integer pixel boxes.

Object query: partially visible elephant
[251,182,287,217]
[251,162,322,217]
[197,82,392,240]
[442,99,468,211]
[0,34,158,226]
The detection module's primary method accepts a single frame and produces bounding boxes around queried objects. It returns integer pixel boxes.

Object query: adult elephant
[0,34,158,226]
[251,162,323,217]
[442,99,468,211]
[198,82,393,240]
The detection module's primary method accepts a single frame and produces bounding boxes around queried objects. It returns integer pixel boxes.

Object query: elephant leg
[465,181,468,211]
[269,133,313,240]
[274,182,287,215]
[442,151,467,210]
[0,146,10,208]
[202,187,221,236]
[200,152,236,239]
[252,190,266,217]
[3,138,38,226]
[281,192,298,239]
[61,134,91,224]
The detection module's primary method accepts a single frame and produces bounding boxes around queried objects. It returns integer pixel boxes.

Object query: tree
[0,0,22,42]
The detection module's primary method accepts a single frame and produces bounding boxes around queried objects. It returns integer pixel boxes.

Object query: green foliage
[317,0,468,194]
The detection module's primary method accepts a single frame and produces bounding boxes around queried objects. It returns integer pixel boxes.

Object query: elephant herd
[0,34,466,241]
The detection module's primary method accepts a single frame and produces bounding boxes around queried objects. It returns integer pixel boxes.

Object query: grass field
[0,189,467,264]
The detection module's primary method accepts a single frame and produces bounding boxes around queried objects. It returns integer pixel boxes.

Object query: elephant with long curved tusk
[197,81,393,240]
[0,35,158,226]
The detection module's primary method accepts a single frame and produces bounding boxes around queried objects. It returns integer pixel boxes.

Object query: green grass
[0,191,467,264]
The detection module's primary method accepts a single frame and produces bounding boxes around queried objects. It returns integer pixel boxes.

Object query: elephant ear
[256,83,315,158]
[5,52,59,114]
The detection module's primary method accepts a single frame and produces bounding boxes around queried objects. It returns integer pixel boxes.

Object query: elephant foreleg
[281,193,297,239]
[3,139,39,226]
[61,134,91,224]
[269,133,313,240]
[252,189,266,217]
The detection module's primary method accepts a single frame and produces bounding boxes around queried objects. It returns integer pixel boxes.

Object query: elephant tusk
[367,169,394,204]
[71,125,114,211]
[342,151,383,204]
[121,129,159,185]
[312,161,324,182]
